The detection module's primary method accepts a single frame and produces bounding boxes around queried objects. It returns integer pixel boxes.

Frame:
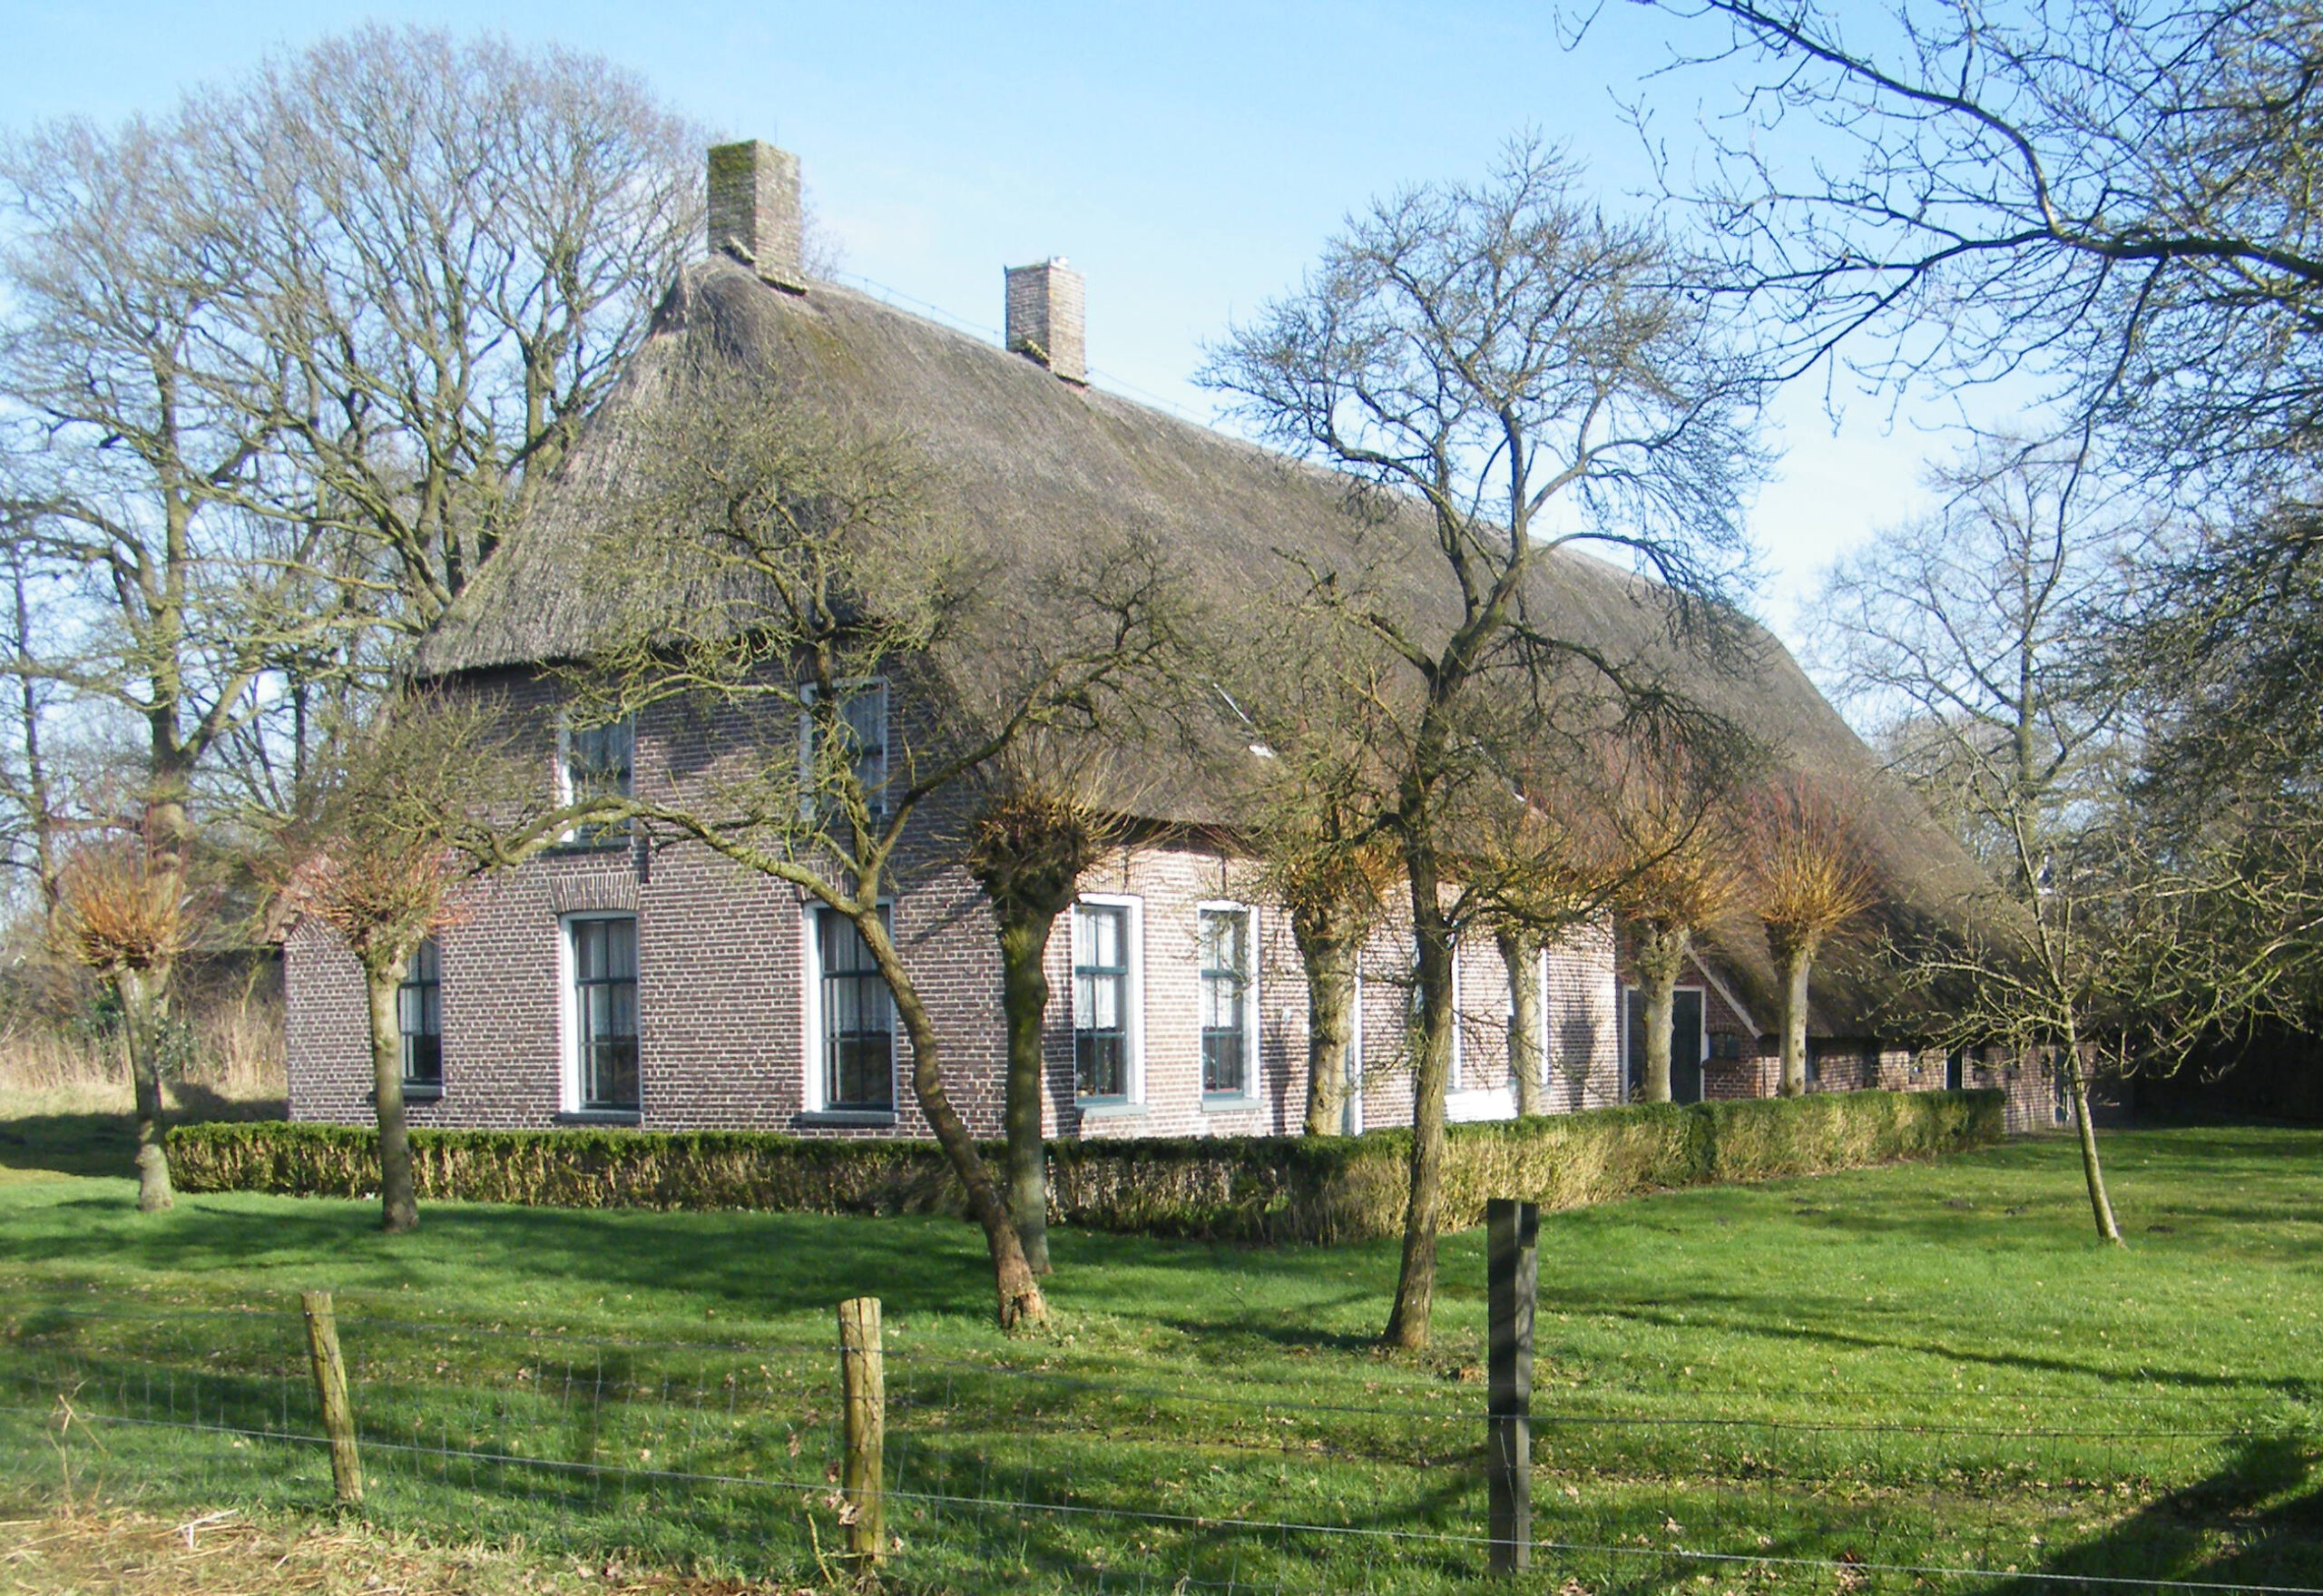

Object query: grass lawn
[0,1123,2318,1593]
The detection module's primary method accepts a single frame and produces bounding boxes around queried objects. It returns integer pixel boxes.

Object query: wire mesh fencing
[1,1295,2317,1596]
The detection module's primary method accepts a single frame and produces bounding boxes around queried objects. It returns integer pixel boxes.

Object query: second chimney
[708,141,803,286]
[1005,259,1086,385]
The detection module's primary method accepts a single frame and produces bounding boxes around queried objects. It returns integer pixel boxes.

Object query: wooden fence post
[300,1289,363,1506]
[838,1296,886,1567]
[1485,1198,1538,1574]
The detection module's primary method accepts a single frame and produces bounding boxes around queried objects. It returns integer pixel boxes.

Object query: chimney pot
[1005,259,1086,385]
[708,141,804,287]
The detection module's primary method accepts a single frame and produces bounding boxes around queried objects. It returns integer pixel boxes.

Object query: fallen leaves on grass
[0,1506,828,1594]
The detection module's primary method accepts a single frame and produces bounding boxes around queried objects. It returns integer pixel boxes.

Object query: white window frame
[799,902,898,1120]
[797,676,889,821]
[1344,968,1366,1135]
[559,912,641,1115]
[1070,894,1144,1107]
[1196,900,1261,1105]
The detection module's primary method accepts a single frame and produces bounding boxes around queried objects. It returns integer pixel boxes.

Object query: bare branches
[1640,0,2323,494]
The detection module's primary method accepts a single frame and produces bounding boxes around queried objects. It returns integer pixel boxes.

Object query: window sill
[402,1085,444,1103]
[1200,1094,1260,1113]
[797,1110,897,1130]
[545,834,633,857]
[555,1109,641,1127]
[1075,1101,1147,1120]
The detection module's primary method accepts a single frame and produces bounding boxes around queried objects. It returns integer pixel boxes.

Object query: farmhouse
[282,142,2054,1141]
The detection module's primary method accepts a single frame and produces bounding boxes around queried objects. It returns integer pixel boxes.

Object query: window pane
[1203,1030,1245,1096]
[818,909,894,1111]
[572,917,640,1111]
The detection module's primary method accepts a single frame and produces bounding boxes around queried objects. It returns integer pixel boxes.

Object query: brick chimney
[708,141,804,288]
[1005,258,1086,385]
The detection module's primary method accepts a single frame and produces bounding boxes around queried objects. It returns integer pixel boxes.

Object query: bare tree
[573,367,1171,1331]
[1745,778,1878,1096]
[1808,442,2133,1239]
[202,26,703,628]
[1204,139,1766,1350]
[1809,440,2135,886]
[1633,0,2323,496]
[276,690,602,1233]
[1611,748,1749,1103]
[0,28,709,1106]
[53,833,186,1210]
[964,745,1122,1275]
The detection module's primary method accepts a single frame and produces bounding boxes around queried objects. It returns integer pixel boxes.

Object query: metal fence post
[1486,1198,1538,1573]
[300,1289,363,1506]
[838,1296,886,1567]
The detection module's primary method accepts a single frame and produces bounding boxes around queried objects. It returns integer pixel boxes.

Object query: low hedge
[168,1089,2003,1245]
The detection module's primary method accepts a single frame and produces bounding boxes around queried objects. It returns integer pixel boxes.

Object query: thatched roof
[417,256,1988,1037]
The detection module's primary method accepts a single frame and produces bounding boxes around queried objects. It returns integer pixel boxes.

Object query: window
[1073,901,1133,1100]
[569,916,639,1112]
[1199,907,1254,1098]
[814,909,896,1112]
[398,938,442,1089]
[799,679,887,818]
[559,715,633,844]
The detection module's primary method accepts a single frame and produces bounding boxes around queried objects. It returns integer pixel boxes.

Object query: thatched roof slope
[417,257,1986,1036]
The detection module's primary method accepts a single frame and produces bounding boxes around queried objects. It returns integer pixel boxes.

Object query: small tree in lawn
[54,831,186,1211]
[575,365,1171,1330]
[1612,747,1749,1103]
[1747,778,1878,1098]
[964,743,1122,1275]
[279,691,593,1234]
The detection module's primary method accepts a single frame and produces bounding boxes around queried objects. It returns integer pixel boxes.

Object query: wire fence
[2,1297,2318,1596]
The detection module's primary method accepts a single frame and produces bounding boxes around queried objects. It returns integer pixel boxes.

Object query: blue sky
[0,0,1962,646]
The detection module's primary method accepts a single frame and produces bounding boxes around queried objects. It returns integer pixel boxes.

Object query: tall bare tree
[203,26,703,628]
[0,28,708,1102]
[1811,441,2132,1239]
[573,367,1171,1330]
[1204,139,1766,1350]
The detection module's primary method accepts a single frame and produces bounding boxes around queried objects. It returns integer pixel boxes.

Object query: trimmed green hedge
[169,1089,2003,1245]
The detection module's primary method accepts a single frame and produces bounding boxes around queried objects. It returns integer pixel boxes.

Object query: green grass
[1,1126,2318,1593]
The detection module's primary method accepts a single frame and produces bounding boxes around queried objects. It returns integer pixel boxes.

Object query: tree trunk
[118,966,173,1213]
[2060,1033,2123,1246]
[1498,928,1544,1116]
[1632,922,1689,1104]
[366,963,418,1234]
[864,911,1047,1329]
[1299,926,1359,1137]
[1775,932,1816,1098]
[1383,866,1455,1351]
[994,909,1055,1275]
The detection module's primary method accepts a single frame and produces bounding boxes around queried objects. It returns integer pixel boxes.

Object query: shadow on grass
[1994,1431,2323,1591]
[0,1095,285,1181]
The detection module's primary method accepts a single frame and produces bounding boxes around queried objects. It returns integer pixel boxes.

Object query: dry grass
[0,1504,831,1595]
[0,985,284,1115]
